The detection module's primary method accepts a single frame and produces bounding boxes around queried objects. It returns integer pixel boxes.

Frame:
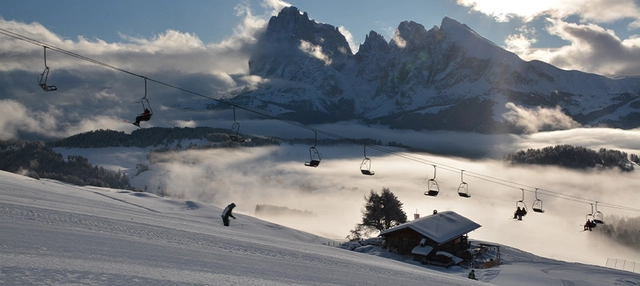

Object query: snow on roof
[411,245,434,256]
[436,251,463,264]
[379,211,481,244]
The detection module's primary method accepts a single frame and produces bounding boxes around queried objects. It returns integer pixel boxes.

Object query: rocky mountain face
[214,6,640,134]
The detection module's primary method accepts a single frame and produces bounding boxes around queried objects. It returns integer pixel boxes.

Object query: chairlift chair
[142,79,153,110]
[457,170,470,198]
[425,165,439,197]
[305,131,321,167]
[592,202,605,224]
[584,203,598,229]
[360,144,375,176]
[531,188,545,213]
[38,46,57,92]
[229,107,245,143]
[516,189,528,216]
[140,78,153,114]
[131,78,154,127]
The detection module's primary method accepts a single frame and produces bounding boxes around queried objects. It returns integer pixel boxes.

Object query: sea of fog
[54,127,640,269]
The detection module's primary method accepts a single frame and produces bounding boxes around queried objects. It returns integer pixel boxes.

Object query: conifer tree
[348,187,407,240]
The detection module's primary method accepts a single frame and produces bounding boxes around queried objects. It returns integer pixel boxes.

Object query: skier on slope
[468,269,477,280]
[221,203,237,226]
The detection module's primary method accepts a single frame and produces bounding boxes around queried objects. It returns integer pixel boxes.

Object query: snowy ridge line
[1,28,639,214]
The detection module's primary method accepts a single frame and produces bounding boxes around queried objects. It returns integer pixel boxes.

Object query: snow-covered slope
[2,169,639,285]
[218,6,640,133]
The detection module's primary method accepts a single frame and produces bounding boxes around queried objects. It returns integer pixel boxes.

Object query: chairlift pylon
[532,188,545,213]
[457,170,470,198]
[38,46,57,92]
[305,131,321,167]
[425,165,439,197]
[360,144,375,176]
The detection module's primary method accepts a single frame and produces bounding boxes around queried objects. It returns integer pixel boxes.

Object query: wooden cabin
[379,211,481,263]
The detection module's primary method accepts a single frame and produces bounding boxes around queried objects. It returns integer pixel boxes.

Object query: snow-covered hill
[2,170,639,285]
[217,6,640,133]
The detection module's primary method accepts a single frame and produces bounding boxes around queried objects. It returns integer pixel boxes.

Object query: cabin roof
[380,211,481,244]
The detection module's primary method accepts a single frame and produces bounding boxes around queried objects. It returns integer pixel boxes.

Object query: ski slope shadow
[182,201,199,210]
[91,191,159,213]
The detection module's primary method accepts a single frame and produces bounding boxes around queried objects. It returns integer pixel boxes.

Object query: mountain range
[210,6,640,134]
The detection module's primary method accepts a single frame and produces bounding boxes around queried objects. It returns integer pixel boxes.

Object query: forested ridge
[0,140,131,189]
[47,127,280,149]
[594,215,640,249]
[1,127,282,189]
[503,144,639,171]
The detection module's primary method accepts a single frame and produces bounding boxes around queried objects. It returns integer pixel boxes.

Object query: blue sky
[2,0,640,140]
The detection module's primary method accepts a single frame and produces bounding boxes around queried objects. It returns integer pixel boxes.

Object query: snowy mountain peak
[265,6,311,41]
[439,16,507,60]
[231,8,640,133]
[357,31,388,58]
[391,21,430,49]
[249,6,352,78]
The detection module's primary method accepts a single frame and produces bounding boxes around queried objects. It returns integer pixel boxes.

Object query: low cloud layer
[69,135,639,266]
[502,102,582,134]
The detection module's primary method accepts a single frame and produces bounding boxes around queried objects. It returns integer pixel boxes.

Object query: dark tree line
[47,127,280,149]
[254,204,315,217]
[504,144,636,171]
[0,141,131,189]
[594,215,640,249]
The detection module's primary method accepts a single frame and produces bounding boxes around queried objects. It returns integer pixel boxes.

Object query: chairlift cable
[2,28,639,213]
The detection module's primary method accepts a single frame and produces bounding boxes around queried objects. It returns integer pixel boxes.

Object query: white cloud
[502,102,581,134]
[457,0,640,27]
[391,33,407,49]
[514,19,640,77]
[299,40,332,65]
[458,0,640,76]
[0,4,269,75]
[261,0,292,16]
[504,31,537,54]
[0,2,283,140]
[338,26,358,54]
[0,99,62,140]
[457,0,565,22]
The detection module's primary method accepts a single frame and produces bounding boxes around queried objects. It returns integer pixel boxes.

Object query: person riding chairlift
[133,109,152,126]
[584,219,596,231]
[513,206,526,220]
